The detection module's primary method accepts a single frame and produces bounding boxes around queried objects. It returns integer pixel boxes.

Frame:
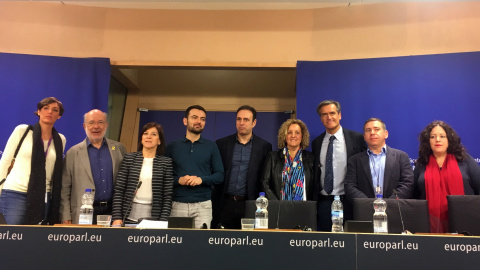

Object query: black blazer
[112,152,174,222]
[413,154,480,199]
[212,133,272,227]
[214,133,272,200]
[311,128,366,199]
[344,145,414,201]
[261,149,315,200]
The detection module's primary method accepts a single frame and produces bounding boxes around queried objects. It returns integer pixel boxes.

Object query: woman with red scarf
[414,121,480,233]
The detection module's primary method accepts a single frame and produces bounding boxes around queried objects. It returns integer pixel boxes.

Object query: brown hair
[363,117,386,131]
[34,97,64,117]
[277,119,310,149]
[138,122,166,156]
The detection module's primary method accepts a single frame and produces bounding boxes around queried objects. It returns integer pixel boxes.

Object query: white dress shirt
[320,126,347,195]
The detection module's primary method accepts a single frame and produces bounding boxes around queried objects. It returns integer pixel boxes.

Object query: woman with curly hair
[261,119,314,201]
[414,120,480,233]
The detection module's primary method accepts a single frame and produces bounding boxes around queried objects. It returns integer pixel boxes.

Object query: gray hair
[84,109,108,123]
[316,100,341,116]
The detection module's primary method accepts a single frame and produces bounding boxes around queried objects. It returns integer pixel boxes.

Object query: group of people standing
[310,100,480,233]
[0,97,478,234]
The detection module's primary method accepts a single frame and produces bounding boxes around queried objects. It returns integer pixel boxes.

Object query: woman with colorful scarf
[414,121,480,233]
[262,119,314,201]
[0,97,66,225]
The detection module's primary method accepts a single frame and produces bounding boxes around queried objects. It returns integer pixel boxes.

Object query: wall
[1,1,479,149]
[2,2,479,66]
[135,68,296,111]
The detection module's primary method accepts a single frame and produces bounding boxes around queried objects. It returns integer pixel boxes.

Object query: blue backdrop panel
[213,111,290,148]
[0,52,111,156]
[139,111,216,148]
[139,111,290,149]
[296,52,480,162]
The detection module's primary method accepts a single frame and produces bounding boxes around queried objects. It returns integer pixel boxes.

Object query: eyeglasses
[85,121,106,126]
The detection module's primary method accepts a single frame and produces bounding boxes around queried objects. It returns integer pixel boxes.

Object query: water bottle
[373,194,388,233]
[255,192,268,229]
[78,188,94,225]
[331,195,344,232]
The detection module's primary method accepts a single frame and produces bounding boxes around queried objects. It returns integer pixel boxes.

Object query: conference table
[1,225,479,270]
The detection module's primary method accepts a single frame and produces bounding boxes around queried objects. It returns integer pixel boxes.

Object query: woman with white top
[0,97,66,225]
[112,122,173,225]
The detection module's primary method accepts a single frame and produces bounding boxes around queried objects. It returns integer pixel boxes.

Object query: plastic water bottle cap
[85,188,92,192]
[376,194,383,198]
[259,192,265,197]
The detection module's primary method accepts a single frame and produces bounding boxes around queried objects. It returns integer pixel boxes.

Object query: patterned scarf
[281,147,305,201]
[424,154,464,233]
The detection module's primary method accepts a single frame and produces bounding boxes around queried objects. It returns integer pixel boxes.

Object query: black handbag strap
[13,125,32,159]
[0,125,32,186]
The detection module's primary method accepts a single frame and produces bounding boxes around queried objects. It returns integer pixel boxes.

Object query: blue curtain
[296,52,480,162]
[139,111,290,148]
[0,52,111,154]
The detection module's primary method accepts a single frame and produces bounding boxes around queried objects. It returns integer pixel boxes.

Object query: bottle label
[331,211,343,219]
[255,218,268,229]
[78,214,93,225]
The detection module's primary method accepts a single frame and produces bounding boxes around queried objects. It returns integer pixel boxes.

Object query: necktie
[324,135,336,194]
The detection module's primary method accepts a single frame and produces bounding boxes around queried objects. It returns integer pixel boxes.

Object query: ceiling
[44,0,466,11]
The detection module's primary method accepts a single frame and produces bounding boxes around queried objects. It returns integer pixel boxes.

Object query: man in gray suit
[344,118,414,201]
[60,109,126,224]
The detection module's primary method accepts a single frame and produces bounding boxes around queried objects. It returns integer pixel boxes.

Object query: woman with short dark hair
[112,122,173,225]
[0,97,66,225]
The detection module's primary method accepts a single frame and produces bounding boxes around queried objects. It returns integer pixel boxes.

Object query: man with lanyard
[344,118,414,201]
[312,100,366,231]
[213,105,272,229]
[60,109,126,224]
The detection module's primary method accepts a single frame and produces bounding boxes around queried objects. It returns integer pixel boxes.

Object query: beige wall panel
[310,3,480,60]
[0,2,107,57]
[2,2,480,67]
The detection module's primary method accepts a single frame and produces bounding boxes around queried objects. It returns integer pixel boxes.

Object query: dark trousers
[317,195,353,231]
[218,196,246,229]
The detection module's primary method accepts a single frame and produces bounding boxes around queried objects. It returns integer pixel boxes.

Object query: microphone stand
[276,183,285,229]
[393,189,407,234]
[122,181,142,227]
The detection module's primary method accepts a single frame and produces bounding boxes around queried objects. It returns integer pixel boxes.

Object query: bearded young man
[165,105,224,229]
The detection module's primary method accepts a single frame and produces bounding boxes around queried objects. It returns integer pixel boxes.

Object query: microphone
[393,189,408,234]
[276,183,285,229]
[122,181,143,227]
[38,219,48,225]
